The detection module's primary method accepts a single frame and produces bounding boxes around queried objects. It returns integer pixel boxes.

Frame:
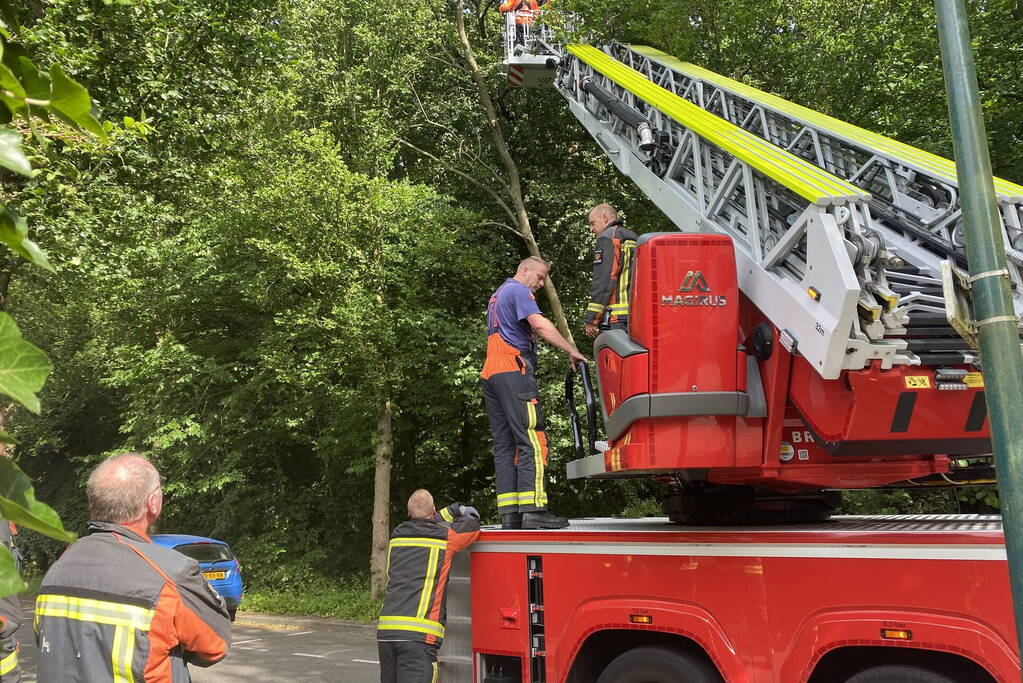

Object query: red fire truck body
[441,516,1018,683]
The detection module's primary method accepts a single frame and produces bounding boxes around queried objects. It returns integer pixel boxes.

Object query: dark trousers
[481,365,549,514]
[378,640,438,683]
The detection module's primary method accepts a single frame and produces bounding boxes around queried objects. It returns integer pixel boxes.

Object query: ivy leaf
[0,546,23,597]
[0,41,23,103]
[0,312,51,414]
[0,128,29,176]
[0,209,52,271]
[47,64,105,140]
[0,457,75,543]
[17,57,48,101]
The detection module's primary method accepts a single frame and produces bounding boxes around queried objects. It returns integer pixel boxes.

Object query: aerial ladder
[501,13,1023,519]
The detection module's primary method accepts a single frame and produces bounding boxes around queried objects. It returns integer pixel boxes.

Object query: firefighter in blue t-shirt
[481,256,586,530]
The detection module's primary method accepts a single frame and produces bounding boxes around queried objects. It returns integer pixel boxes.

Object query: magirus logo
[679,270,710,292]
[662,270,727,307]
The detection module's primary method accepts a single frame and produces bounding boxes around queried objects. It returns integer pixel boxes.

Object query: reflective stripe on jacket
[584,221,638,326]
[377,504,480,647]
[35,522,231,683]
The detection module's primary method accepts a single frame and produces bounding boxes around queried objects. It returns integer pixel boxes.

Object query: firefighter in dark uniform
[377,489,480,683]
[0,521,21,682]
[584,203,638,338]
[481,256,586,530]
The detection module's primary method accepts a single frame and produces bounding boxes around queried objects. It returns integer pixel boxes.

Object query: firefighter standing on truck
[377,489,480,683]
[481,256,586,530]
[584,203,638,338]
[35,453,231,682]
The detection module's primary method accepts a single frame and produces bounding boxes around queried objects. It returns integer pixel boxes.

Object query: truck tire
[845,664,959,683]
[595,645,721,683]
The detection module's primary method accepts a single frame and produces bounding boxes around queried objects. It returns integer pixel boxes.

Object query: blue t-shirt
[487,279,541,354]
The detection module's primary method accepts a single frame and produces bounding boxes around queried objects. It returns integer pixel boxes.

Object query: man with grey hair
[35,453,231,682]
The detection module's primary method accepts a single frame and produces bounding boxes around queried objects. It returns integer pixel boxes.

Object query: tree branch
[397,138,518,224]
[453,0,576,344]
[483,221,523,237]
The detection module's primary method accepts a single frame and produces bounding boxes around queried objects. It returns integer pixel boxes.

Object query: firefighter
[0,521,21,682]
[377,489,480,683]
[499,0,540,22]
[499,0,540,50]
[584,203,638,338]
[35,453,231,682]
[481,256,586,530]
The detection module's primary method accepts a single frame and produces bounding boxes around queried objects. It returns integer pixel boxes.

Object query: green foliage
[839,488,959,516]
[242,577,381,623]
[0,2,122,594]
[0,312,50,412]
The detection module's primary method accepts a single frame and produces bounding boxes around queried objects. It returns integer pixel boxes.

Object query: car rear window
[173,543,233,563]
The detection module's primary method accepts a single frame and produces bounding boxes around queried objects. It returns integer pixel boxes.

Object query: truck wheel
[845,664,959,683]
[596,645,721,683]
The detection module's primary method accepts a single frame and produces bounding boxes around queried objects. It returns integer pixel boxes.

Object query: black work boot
[501,513,523,529]
[521,511,569,529]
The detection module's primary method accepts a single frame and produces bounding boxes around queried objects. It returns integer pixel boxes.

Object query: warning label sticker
[964,372,984,388]
[904,376,931,389]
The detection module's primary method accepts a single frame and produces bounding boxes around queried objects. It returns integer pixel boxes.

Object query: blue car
[150,534,244,621]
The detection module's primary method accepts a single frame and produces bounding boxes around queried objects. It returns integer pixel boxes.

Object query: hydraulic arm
[502,20,1022,508]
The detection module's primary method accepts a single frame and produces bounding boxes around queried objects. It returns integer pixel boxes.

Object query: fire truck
[435,13,1022,682]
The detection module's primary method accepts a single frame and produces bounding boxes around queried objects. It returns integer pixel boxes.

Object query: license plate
[203,571,226,581]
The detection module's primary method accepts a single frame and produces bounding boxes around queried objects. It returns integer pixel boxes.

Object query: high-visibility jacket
[499,0,539,25]
[377,504,480,647]
[584,220,638,327]
[0,521,21,682]
[35,522,231,683]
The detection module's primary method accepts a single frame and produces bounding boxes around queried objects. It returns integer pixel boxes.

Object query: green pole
[935,0,1023,664]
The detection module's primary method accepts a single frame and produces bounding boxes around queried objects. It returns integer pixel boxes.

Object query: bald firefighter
[584,203,638,338]
[377,490,480,683]
[481,256,586,530]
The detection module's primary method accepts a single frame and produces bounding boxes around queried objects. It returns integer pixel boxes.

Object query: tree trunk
[369,380,394,602]
[454,0,576,345]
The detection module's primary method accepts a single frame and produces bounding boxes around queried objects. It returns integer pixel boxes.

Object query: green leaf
[0,42,23,104]
[47,64,105,140]
[0,312,51,413]
[0,127,29,176]
[0,430,17,446]
[0,458,75,543]
[0,208,52,271]
[0,545,24,597]
[17,57,48,101]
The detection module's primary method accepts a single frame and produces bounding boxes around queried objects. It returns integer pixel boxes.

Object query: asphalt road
[18,599,382,682]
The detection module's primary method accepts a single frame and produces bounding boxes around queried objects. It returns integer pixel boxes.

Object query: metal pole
[935,0,1023,665]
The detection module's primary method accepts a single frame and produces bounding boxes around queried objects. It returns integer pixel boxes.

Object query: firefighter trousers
[481,364,549,513]
[378,640,438,683]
